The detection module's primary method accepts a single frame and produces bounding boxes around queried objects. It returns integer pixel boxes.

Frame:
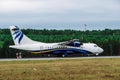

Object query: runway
[0,56,120,61]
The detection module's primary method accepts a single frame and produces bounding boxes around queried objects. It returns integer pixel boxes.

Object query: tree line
[0,28,120,58]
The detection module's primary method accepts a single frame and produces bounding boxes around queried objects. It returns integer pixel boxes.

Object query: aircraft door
[40,46,44,50]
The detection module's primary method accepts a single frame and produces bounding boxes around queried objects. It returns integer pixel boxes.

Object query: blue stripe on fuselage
[30,48,92,54]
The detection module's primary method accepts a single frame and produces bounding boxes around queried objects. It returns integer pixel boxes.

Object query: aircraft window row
[46,46,68,49]
[44,46,79,49]
[45,47,65,49]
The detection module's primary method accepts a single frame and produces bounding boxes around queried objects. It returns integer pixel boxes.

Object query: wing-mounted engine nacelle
[67,41,83,47]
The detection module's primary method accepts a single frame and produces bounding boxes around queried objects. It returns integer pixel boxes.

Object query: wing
[57,41,70,45]
[57,39,82,47]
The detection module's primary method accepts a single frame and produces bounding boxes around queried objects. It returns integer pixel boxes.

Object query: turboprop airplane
[9,25,103,57]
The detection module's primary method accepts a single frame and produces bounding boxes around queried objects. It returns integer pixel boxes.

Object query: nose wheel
[96,53,99,56]
[62,54,65,57]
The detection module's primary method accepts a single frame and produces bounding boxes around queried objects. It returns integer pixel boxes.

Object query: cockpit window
[94,45,98,47]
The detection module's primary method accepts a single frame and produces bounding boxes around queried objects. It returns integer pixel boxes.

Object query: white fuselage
[9,25,104,56]
[10,42,103,55]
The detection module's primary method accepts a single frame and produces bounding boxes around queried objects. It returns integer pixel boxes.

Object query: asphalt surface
[0,56,120,61]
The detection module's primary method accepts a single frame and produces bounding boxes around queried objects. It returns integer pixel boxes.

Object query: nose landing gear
[96,53,99,56]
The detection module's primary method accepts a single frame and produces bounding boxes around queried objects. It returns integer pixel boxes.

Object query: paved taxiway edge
[0,56,120,61]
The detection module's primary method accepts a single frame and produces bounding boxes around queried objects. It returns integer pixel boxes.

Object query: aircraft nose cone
[99,48,104,53]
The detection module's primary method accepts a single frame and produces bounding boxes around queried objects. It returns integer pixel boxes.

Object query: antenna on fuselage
[84,24,87,32]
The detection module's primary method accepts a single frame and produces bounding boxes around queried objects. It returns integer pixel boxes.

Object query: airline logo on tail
[12,26,23,44]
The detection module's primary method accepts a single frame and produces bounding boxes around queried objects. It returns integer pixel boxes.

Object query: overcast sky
[0,0,120,30]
